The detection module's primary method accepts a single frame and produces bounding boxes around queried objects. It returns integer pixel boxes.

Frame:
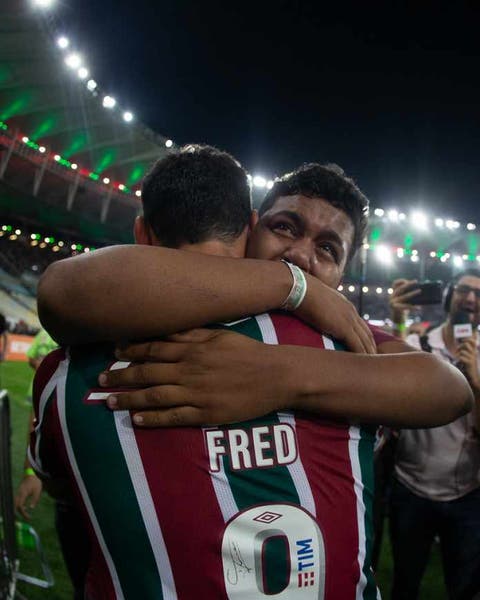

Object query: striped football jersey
[30,312,380,599]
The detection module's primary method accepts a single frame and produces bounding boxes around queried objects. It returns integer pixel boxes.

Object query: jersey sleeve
[28,348,68,479]
[368,323,396,346]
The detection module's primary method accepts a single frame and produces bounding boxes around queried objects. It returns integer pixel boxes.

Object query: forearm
[39,246,292,344]
[276,348,473,428]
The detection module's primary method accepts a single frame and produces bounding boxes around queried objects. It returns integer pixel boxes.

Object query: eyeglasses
[454,284,480,299]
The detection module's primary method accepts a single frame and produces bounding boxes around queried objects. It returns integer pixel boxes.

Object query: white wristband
[280,260,308,311]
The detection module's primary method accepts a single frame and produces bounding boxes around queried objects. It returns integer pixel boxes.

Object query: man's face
[449,275,480,328]
[247,194,355,289]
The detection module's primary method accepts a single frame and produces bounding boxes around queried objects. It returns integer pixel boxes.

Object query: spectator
[388,272,480,599]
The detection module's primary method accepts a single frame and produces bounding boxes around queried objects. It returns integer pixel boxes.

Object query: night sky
[61,1,479,219]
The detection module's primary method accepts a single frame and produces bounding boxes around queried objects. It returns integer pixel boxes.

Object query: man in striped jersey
[32,146,471,599]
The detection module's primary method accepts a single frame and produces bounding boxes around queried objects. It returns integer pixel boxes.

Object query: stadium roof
[0,0,172,242]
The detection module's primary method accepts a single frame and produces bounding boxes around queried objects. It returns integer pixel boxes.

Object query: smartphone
[404,281,444,305]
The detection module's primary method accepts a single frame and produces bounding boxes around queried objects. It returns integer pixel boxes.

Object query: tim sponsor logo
[296,538,315,588]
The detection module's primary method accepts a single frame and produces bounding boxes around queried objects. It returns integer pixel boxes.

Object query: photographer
[388,271,480,600]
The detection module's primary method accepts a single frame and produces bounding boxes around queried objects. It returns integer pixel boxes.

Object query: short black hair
[259,163,369,261]
[444,267,480,312]
[141,144,252,248]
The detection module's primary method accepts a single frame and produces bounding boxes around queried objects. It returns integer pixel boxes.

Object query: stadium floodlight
[135,190,142,197]
[118,184,126,191]
[411,210,428,230]
[445,219,455,229]
[15,229,21,235]
[87,79,97,91]
[65,53,82,70]
[398,212,406,221]
[123,111,134,123]
[348,285,355,293]
[467,223,476,231]
[362,286,369,293]
[22,136,29,143]
[453,255,464,268]
[376,287,383,294]
[165,139,173,148]
[396,247,404,258]
[103,95,116,109]
[84,247,90,253]
[32,0,55,8]
[453,221,460,229]
[54,154,61,161]
[462,254,469,260]
[375,244,392,265]
[267,180,274,190]
[337,284,344,292]
[78,67,89,80]
[387,209,399,222]
[374,208,384,217]
[38,146,46,153]
[363,314,370,320]
[388,288,393,295]
[71,163,77,170]
[435,218,444,227]
[253,176,267,188]
[430,251,436,258]
[58,241,64,247]
[57,36,69,49]
[103,177,110,184]
[411,255,419,263]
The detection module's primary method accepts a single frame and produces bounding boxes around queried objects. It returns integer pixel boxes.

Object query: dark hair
[443,267,480,312]
[259,163,369,260]
[141,144,251,247]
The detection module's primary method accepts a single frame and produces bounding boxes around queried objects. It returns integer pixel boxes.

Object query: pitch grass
[1,360,446,599]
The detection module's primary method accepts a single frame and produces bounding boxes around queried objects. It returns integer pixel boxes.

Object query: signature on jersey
[225,538,252,585]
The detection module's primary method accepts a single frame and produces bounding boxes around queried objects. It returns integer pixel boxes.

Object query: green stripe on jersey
[65,345,165,599]
[220,317,301,510]
[221,416,301,510]
[357,427,377,599]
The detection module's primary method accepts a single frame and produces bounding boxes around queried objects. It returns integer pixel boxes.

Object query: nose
[282,241,315,273]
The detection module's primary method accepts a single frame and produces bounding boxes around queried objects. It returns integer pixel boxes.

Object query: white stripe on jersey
[255,312,279,344]
[322,335,335,350]
[55,356,125,600]
[114,411,178,600]
[257,314,317,515]
[348,426,368,599]
[206,430,239,522]
[277,411,317,516]
[31,358,66,476]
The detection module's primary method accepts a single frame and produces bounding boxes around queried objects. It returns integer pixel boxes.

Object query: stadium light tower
[65,53,83,70]
[411,210,428,230]
[375,245,392,265]
[102,95,116,109]
[57,36,70,49]
[32,0,56,8]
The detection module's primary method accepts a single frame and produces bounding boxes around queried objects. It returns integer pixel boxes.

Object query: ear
[134,216,154,245]
[250,209,259,230]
